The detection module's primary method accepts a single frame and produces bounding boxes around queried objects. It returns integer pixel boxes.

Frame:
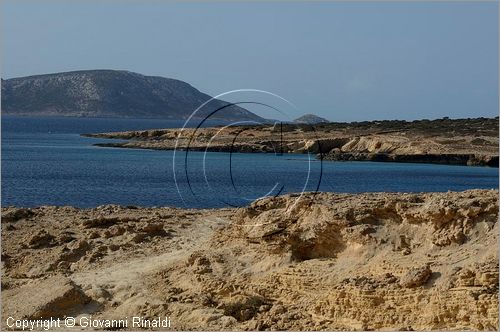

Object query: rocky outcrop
[399,266,432,288]
[293,114,329,124]
[1,207,34,222]
[86,117,499,167]
[2,190,498,330]
[322,150,499,167]
[320,134,499,166]
[2,275,90,319]
[175,190,499,330]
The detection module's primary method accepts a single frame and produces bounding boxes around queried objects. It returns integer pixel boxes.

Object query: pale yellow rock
[1,190,498,330]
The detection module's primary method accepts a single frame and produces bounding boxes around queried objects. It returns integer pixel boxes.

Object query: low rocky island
[84,117,499,167]
[2,190,498,330]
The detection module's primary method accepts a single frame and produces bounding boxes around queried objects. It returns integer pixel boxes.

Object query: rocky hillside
[294,114,329,124]
[1,70,263,121]
[2,190,498,330]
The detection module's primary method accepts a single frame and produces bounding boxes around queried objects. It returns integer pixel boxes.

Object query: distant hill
[294,114,329,124]
[1,70,264,121]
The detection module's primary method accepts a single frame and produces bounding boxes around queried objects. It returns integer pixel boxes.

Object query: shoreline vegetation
[84,116,499,167]
[2,190,498,330]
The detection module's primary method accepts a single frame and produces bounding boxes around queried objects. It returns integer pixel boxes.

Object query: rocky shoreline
[2,190,499,330]
[322,151,499,167]
[84,117,499,167]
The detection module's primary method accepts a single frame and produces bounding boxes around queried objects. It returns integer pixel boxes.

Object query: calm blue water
[2,116,498,208]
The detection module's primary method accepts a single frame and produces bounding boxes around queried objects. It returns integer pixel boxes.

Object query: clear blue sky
[2,0,498,121]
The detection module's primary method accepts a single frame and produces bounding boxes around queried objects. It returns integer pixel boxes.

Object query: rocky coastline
[2,190,499,330]
[322,151,499,167]
[84,117,499,167]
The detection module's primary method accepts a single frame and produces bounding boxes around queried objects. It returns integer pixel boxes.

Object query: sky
[2,0,498,121]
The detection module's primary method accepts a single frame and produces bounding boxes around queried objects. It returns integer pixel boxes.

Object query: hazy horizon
[2,1,498,121]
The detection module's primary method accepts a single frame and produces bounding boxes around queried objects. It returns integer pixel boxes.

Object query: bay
[2,116,498,208]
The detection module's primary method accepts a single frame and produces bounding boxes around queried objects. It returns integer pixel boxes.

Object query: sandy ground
[2,190,499,330]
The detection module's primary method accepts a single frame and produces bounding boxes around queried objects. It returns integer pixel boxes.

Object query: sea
[2,116,498,209]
